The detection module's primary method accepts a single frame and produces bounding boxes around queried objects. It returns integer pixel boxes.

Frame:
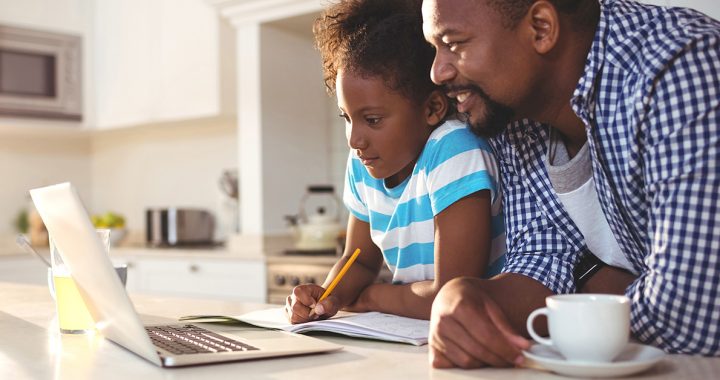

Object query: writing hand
[285,284,341,324]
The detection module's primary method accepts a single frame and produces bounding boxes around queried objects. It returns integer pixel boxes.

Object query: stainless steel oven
[266,251,392,305]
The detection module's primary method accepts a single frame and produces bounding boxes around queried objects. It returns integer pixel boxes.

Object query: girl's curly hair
[314,0,438,104]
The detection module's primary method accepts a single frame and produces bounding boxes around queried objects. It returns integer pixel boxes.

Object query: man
[422,0,720,369]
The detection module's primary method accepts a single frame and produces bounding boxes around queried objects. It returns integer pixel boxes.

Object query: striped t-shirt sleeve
[423,124,498,216]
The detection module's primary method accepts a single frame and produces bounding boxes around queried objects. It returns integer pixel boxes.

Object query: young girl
[285,0,505,322]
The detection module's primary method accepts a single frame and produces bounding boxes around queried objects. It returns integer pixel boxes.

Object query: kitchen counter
[0,243,266,262]
[1,282,719,380]
[0,234,342,304]
[0,243,270,303]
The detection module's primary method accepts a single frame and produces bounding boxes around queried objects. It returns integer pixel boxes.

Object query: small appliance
[285,185,344,252]
[0,25,82,120]
[145,208,215,246]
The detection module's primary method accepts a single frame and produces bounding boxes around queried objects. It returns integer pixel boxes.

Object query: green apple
[92,212,125,228]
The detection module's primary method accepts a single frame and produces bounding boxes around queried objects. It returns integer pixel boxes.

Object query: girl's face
[336,70,434,188]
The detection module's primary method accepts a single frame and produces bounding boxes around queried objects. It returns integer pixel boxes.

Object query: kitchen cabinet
[113,252,266,303]
[90,0,235,129]
[0,255,48,285]
[0,251,266,303]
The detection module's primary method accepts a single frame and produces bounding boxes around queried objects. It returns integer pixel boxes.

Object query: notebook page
[180,308,429,345]
[308,312,429,340]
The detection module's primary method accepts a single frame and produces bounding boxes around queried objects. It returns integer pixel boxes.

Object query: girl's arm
[348,190,491,320]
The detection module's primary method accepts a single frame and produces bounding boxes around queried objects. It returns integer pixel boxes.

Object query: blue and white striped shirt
[344,120,506,284]
[492,0,720,355]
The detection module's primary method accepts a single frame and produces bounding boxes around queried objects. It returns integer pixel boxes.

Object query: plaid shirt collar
[571,0,610,124]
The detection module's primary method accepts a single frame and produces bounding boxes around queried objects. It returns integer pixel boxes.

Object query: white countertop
[0,233,301,260]
[1,282,718,380]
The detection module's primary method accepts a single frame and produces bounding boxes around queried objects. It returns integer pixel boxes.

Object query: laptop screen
[30,182,161,365]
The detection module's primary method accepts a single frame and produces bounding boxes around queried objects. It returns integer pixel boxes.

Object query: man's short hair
[489,0,596,29]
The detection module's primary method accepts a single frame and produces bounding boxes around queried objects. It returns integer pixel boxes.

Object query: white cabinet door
[117,256,266,303]
[0,256,48,285]
[92,0,222,129]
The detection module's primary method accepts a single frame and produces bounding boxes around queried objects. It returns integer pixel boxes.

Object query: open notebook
[180,308,429,346]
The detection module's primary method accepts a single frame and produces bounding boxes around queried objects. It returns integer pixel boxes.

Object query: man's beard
[447,83,514,138]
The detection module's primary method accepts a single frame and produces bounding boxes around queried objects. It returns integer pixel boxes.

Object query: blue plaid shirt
[491,0,720,355]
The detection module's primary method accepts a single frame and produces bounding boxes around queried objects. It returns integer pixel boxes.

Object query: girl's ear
[424,90,449,127]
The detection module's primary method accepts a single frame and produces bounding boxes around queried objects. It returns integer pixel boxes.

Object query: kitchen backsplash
[0,117,235,242]
[1,113,349,246]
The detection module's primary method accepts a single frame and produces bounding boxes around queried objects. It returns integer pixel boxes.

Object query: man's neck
[531,20,598,158]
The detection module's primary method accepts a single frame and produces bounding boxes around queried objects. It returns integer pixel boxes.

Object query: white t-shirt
[546,129,635,273]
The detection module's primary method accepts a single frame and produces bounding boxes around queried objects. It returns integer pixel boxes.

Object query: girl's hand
[284,284,342,323]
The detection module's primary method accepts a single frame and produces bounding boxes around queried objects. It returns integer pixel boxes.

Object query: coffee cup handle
[526,307,553,346]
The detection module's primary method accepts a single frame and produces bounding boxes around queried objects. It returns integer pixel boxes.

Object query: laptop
[30,182,342,367]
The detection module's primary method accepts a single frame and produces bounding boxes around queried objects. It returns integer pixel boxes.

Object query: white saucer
[523,343,666,378]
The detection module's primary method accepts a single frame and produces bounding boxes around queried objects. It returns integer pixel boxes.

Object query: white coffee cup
[526,294,630,363]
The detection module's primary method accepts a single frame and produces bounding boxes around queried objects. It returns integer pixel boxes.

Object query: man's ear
[425,90,449,127]
[525,0,560,55]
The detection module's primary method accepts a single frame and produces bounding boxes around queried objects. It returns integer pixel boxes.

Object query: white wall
[0,132,92,236]
[639,0,720,19]
[327,93,349,199]
[90,118,237,241]
[0,0,87,33]
[258,23,342,234]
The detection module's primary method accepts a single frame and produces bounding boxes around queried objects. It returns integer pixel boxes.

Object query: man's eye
[338,112,350,122]
[445,40,464,52]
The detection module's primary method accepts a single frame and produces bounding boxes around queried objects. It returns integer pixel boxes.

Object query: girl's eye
[366,116,382,125]
[338,112,350,122]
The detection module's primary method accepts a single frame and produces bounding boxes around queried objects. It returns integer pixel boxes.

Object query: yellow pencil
[311,248,361,316]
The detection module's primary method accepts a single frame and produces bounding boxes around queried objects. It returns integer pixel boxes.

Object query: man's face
[422,0,535,137]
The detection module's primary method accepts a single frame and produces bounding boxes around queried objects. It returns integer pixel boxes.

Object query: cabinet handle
[189,264,200,273]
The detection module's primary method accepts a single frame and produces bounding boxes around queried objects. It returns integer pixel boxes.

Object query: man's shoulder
[489,119,545,156]
[604,0,720,78]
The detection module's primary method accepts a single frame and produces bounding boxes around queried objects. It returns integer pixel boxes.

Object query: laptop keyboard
[146,324,259,355]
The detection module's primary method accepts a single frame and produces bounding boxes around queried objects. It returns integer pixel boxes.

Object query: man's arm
[430,128,581,368]
[580,265,636,294]
[624,33,720,354]
[429,273,551,368]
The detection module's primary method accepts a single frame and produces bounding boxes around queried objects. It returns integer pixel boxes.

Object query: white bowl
[108,228,127,246]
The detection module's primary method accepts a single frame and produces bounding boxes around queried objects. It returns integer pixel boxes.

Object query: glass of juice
[49,229,111,334]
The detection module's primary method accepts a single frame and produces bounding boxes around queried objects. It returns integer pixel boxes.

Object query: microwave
[0,25,82,120]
